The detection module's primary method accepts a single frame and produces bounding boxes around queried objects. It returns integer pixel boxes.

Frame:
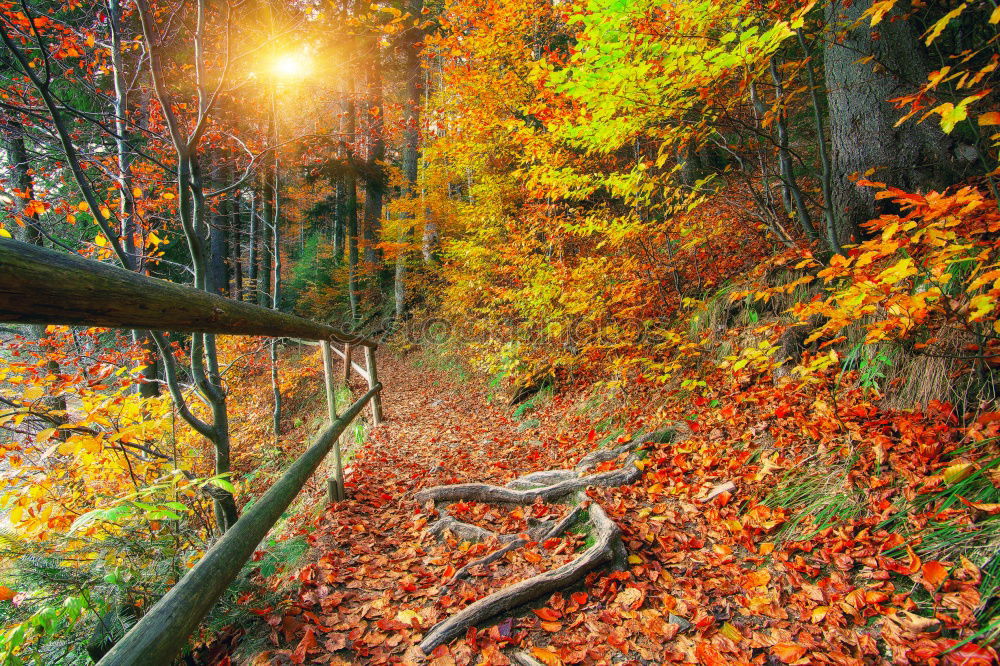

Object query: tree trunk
[394,0,424,321]
[2,122,68,410]
[362,33,385,280]
[333,180,345,262]
[770,55,817,243]
[231,191,243,301]
[108,0,139,269]
[135,331,161,398]
[343,93,360,321]
[258,174,273,307]
[824,0,964,245]
[247,190,258,301]
[209,209,230,297]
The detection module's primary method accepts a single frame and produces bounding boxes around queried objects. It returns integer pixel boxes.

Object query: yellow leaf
[991,4,1000,23]
[132,187,142,198]
[395,609,419,625]
[9,507,22,523]
[720,621,742,641]
[627,554,643,565]
[0,228,10,238]
[22,386,43,402]
[944,462,975,484]
[35,428,56,443]
[78,201,89,212]
[934,101,968,134]
[161,192,175,200]
[924,3,967,46]
[94,234,107,247]
[969,293,995,322]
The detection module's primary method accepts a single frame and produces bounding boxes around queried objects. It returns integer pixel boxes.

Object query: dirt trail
[257,353,603,664]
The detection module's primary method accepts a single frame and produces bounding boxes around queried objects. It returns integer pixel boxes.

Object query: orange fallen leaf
[533,607,561,621]
[540,621,563,632]
[772,642,807,663]
[0,587,15,602]
[922,560,949,587]
[530,647,563,666]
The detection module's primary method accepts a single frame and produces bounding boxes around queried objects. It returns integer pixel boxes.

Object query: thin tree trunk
[769,56,817,243]
[134,0,238,533]
[394,0,423,321]
[3,120,69,409]
[247,190,258,301]
[333,180,345,262]
[232,191,243,301]
[797,28,841,255]
[343,94,360,321]
[362,31,385,299]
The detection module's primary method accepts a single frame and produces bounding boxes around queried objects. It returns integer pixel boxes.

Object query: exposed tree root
[415,428,677,656]
[445,504,587,588]
[414,448,646,505]
[418,502,619,654]
[428,514,518,543]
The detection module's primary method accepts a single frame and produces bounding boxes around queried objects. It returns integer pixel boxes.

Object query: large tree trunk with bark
[824,0,971,245]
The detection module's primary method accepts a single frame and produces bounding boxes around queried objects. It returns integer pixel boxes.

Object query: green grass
[763,451,867,541]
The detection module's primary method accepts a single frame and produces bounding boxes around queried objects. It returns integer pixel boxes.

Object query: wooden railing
[0,238,384,665]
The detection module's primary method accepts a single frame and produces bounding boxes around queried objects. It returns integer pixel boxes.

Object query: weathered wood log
[418,502,619,654]
[0,238,376,347]
[98,385,380,666]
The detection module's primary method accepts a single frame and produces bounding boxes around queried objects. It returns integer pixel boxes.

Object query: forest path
[263,352,604,664]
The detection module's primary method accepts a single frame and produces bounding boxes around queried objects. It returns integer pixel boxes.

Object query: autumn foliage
[2,0,1000,663]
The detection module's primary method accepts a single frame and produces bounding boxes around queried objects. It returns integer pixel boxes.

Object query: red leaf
[943,640,997,665]
[290,627,317,664]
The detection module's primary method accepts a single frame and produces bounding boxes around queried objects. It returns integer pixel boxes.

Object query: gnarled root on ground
[414,428,675,655]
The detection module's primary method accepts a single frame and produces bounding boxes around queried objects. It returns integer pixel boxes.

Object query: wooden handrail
[98,385,381,666]
[0,239,387,663]
[0,238,376,347]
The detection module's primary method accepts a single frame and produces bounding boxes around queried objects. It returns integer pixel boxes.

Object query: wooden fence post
[343,343,352,384]
[320,341,345,501]
[363,345,384,426]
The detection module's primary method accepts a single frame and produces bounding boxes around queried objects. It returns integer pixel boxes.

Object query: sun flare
[271,52,311,79]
